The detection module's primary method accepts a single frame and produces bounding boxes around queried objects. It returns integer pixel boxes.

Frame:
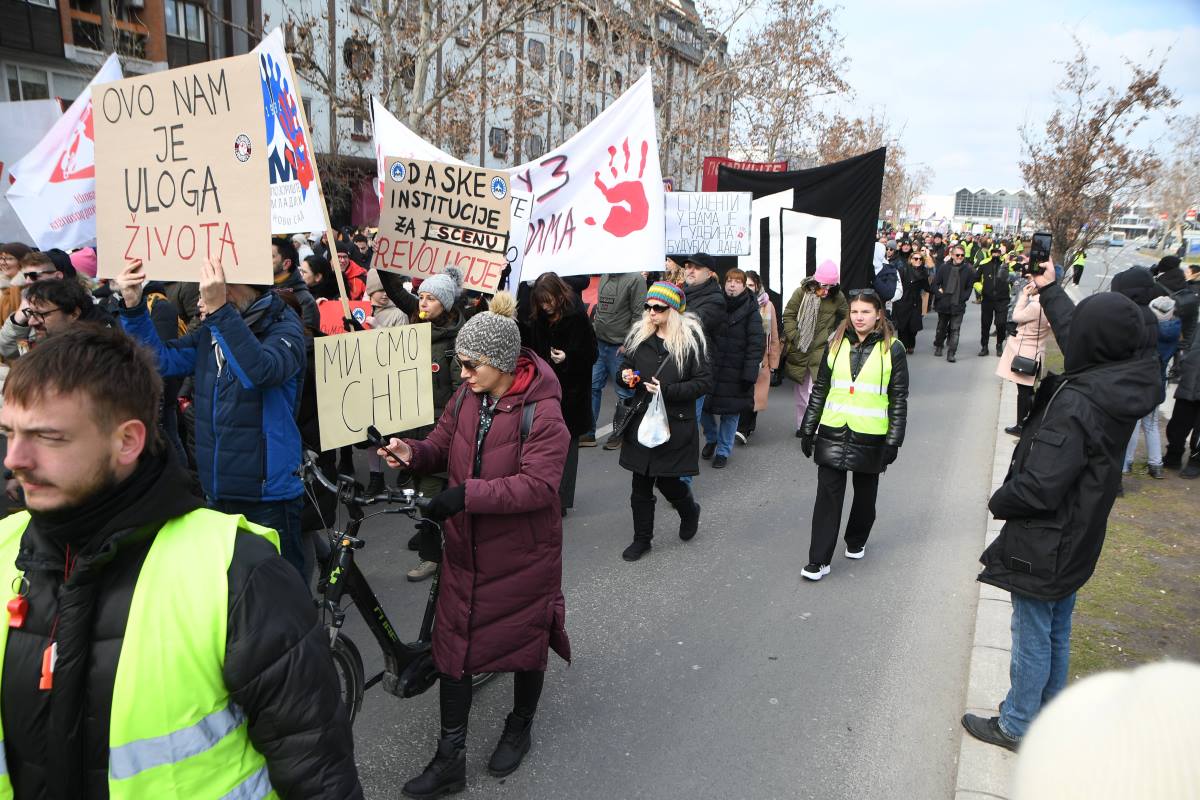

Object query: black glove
[1006,321,1018,338]
[800,436,814,458]
[415,519,443,563]
[424,484,466,521]
[882,445,898,466]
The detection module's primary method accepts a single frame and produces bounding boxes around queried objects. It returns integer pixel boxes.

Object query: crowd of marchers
[1,220,1199,797]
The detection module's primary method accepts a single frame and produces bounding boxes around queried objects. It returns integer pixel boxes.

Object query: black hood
[1110,267,1156,306]
[1065,293,1147,373]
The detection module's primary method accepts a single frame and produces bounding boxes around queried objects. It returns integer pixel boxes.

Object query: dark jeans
[1165,396,1200,464]
[933,313,963,354]
[209,496,308,579]
[808,464,879,565]
[1017,383,1034,427]
[439,670,545,746]
[980,300,1008,351]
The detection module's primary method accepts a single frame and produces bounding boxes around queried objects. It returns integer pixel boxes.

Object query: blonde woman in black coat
[617,281,712,562]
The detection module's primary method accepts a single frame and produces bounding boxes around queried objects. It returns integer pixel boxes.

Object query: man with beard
[0,326,361,798]
[114,258,308,578]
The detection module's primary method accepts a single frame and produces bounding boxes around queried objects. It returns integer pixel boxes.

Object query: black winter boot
[487,713,533,777]
[672,493,701,541]
[623,495,655,561]
[402,735,466,798]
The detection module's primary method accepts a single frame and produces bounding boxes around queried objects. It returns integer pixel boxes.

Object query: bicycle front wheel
[329,630,366,723]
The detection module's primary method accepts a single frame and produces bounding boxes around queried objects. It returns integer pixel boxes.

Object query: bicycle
[298,450,496,723]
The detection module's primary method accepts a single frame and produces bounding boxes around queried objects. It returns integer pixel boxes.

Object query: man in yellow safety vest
[0,326,362,799]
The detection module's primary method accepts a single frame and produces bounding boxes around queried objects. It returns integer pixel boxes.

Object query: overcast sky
[734,0,1200,195]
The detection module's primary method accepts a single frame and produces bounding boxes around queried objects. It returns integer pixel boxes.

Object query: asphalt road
[343,302,1001,800]
[1075,241,1162,293]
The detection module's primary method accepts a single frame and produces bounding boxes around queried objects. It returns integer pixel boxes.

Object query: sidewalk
[953,378,1019,799]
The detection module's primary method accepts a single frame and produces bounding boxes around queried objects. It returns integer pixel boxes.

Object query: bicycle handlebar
[297,456,432,517]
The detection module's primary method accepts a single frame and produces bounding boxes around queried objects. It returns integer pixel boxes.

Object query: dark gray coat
[702,290,765,415]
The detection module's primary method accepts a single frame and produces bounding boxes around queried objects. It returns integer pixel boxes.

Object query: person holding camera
[379,293,572,796]
[997,281,1053,436]
[962,262,1163,752]
[798,289,908,582]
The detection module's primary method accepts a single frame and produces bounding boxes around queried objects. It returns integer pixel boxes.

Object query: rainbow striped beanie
[646,281,686,312]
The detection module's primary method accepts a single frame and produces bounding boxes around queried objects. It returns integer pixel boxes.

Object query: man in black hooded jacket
[961,262,1162,752]
[0,327,362,798]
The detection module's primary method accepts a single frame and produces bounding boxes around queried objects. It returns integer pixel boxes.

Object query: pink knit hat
[812,259,839,285]
[70,247,97,278]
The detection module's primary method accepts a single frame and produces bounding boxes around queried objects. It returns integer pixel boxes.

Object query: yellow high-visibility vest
[820,338,892,435]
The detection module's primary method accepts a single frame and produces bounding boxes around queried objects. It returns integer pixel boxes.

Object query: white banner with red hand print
[254,28,325,235]
[372,70,664,281]
[6,54,122,251]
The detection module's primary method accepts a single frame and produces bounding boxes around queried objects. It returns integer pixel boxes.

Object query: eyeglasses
[952,253,965,258]
[848,288,879,298]
[644,303,670,313]
[455,355,483,371]
[24,270,57,282]
[25,307,62,323]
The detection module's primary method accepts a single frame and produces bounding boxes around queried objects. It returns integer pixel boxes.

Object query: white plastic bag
[637,391,671,448]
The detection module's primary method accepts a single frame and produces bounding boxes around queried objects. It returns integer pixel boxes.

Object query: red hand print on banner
[585,138,650,237]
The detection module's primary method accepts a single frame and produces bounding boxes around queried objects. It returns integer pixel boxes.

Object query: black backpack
[873,263,900,302]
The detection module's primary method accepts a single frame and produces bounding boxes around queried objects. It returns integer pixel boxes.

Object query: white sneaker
[801,563,830,581]
[845,545,866,560]
[734,431,748,445]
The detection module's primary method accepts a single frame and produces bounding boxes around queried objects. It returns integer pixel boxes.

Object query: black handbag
[1009,299,1042,377]
[611,360,667,439]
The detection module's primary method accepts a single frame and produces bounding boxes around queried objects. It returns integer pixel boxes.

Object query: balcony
[69,9,150,60]
[0,0,65,58]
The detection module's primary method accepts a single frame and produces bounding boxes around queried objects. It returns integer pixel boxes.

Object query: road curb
[953,378,1018,799]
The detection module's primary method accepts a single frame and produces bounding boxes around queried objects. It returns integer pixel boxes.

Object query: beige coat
[753,295,781,411]
[996,289,1053,387]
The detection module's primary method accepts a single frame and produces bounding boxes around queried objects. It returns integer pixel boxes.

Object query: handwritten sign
[374,157,512,294]
[315,323,435,450]
[664,192,752,256]
[318,299,371,336]
[93,53,270,283]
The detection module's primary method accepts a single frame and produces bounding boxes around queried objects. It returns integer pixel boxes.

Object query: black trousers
[737,410,758,435]
[808,465,879,565]
[980,300,1009,350]
[933,313,963,354]
[559,437,579,509]
[1165,397,1200,463]
[1017,383,1034,427]
[631,472,691,505]
[1072,264,1084,285]
[439,670,545,746]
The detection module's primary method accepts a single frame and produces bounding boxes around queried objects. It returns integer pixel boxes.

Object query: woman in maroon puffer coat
[381,292,571,798]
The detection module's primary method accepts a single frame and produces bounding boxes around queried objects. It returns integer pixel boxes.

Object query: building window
[558,50,574,77]
[585,60,599,82]
[526,133,544,157]
[489,126,509,157]
[166,1,207,43]
[6,65,50,102]
[586,18,599,41]
[636,43,647,63]
[26,0,56,6]
[564,11,576,32]
[352,115,372,141]
[612,69,622,93]
[52,73,88,103]
[527,38,545,68]
[584,101,597,120]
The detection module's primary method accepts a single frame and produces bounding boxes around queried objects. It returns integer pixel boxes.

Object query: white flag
[254,28,326,235]
[373,71,665,281]
[0,100,63,242]
[6,54,122,251]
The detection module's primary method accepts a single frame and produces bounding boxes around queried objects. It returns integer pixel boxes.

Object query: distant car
[1107,231,1127,247]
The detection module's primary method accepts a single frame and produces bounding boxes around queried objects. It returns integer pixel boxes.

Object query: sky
[730,0,1200,195]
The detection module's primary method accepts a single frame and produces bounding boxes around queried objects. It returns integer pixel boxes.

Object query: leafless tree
[810,110,926,221]
[1019,39,1177,264]
[1151,112,1200,252]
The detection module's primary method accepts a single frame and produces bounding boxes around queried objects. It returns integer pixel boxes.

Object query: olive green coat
[781,283,848,382]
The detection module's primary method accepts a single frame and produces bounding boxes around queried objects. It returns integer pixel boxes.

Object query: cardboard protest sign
[318,299,371,336]
[664,192,752,256]
[316,323,435,450]
[374,157,512,294]
[93,53,271,283]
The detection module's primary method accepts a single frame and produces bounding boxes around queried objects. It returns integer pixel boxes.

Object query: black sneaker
[1004,425,1023,437]
[960,714,1019,752]
[947,352,957,363]
[845,545,865,560]
[712,455,728,469]
[487,713,533,777]
[701,442,716,460]
[978,347,989,356]
[934,347,944,357]
[366,471,386,496]
[801,563,830,581]
[734,431,748,445]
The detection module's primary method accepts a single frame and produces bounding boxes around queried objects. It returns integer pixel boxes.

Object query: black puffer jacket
[800,329,909,474]
[683,277,727,353]
[930,261,976,314]
[618,333,713,478]
[1,455,362,799]
[979,291,1162,601]
[975,257,1011,303]
[1176,345,1200,402]
[522,308,598,436]
[703,290,765,415]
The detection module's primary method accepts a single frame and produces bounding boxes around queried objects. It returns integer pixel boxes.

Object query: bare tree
[1151,112,1200,252]
[1019,39,1177,264]
[810,110,920,221]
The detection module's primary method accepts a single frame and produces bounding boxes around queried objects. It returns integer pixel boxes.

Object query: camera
[1024,232,1052,276]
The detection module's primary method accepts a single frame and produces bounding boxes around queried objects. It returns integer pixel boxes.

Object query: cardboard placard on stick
[315,323,435,450]
[93,53,270,283]
[373,157,512,294]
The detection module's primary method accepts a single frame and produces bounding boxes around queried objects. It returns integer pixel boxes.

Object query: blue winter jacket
[121,292,306,502]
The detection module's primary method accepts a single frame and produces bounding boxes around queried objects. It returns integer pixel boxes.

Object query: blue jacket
[1158,317,1182,366]
[121,292,305,502]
